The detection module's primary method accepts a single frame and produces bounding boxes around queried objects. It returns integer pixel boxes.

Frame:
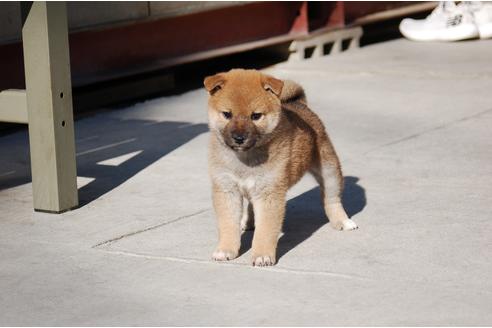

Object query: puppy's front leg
[250,193,286,266]
[212,185,243,261]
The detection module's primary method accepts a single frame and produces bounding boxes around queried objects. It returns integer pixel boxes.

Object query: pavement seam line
[100,250,492,290]
[92,208,210,248]
[76,138,137,156]
[99,249,370,281]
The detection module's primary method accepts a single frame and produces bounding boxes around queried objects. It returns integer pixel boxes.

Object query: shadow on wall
[240,176,366,261]
[0,117,208,208]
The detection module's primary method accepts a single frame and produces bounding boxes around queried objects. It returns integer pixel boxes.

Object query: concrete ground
[1,38,492,326]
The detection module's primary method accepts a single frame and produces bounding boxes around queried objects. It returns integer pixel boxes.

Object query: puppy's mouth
[226,140,256,152]
[228,143,254,152]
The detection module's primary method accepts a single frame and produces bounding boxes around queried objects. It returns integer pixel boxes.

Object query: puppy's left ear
[261,75,284,97]
[204,73,225,95]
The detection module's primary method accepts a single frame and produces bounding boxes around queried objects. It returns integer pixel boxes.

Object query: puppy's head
[204,69,284,152]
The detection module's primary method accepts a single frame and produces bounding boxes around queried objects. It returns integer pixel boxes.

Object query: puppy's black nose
[232,134,246,145]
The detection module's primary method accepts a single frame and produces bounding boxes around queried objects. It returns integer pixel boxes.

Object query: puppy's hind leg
[310,160,358,231]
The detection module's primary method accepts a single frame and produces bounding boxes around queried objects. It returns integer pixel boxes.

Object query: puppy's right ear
[204,73,225,95]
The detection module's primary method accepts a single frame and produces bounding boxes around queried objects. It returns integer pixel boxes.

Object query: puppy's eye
[222,111,232,119]
[251,113,263,121]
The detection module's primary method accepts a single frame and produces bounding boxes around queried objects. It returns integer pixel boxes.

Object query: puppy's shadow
[239,176,366,260]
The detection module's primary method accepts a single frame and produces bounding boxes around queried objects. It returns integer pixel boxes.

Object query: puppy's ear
[261,75,284,97]
[204,73,225,95]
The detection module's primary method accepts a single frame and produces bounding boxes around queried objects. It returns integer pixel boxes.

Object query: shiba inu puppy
[205,69,357,266]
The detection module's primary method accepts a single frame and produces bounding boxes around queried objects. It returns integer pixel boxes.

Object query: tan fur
[205,69,357,267]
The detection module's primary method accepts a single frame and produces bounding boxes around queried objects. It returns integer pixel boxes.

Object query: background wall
[0,2,248,44]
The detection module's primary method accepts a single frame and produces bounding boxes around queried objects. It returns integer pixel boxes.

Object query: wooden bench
[0,2,77,213]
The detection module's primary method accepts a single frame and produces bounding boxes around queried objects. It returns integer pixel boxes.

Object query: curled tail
[280,80,307,105]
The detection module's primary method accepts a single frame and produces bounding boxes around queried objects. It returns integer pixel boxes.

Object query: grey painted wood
[67,1,148,31]
[0,2,22,43]
[21,1,78,213]
[0,90,28,123]
[1,1,252,44]
[2,2,149,43]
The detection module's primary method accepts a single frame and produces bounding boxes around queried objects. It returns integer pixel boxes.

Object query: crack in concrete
[92,208,210,248]
[98,249,371,281]
[273,67,492,80]
[358,107,492,159]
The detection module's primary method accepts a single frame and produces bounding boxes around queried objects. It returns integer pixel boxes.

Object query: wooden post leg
[330,40,342,55]
[21,1,78,213]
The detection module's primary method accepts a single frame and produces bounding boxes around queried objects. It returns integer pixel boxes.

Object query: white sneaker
[399,1,480,41]
[465,1,492,39]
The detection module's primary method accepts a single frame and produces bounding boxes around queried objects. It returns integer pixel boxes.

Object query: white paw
[212,249,237,261]
[342,219,358,231]
[331,219,358,231]
[251,255,276,267]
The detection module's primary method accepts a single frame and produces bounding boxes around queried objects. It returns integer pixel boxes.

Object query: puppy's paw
[212,249,238,261]
[330,219,358,231]
[251,254,276,267]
